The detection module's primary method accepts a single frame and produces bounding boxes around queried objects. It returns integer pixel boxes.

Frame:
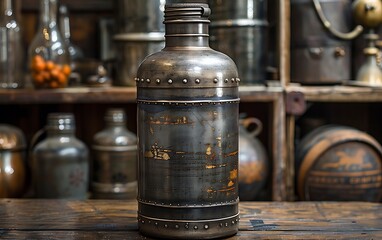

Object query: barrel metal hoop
[137,197,239,208]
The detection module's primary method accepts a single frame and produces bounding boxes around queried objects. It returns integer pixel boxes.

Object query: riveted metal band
[137,198,239,208]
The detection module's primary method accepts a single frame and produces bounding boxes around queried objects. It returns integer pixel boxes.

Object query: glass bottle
[0,0,23,88]
[58,5,83,61]
[32,113,89,199]
[28,0,71,89]
[92,109,137,199]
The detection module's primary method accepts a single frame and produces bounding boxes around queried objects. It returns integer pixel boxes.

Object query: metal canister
[136,3,240,239]
[32,113,89,199]
[296,125,382,201]
[0,124,27,198]
[209,0,268,85]
[92,109,137,199]
[238,118,268,201]
[290,0,352,84]
[113,0,166,86]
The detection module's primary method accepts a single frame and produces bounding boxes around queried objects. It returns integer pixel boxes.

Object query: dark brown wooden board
[0,200,381,239]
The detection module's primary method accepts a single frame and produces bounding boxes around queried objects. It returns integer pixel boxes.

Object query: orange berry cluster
[31,55,71,88]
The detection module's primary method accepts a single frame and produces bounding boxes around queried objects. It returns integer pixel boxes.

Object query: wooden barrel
[296,125,382,201]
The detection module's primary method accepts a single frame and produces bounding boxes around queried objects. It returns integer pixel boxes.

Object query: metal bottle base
[138,213,239,239]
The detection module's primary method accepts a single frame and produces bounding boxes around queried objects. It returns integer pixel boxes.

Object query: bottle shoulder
[93,128,137,146]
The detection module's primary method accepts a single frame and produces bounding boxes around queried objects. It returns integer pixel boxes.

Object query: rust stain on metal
[207,187,216,193]
[225,151,238,158]
[230,169,238,180]
[216,136,222,148]
[145,143,172,161]
[218,187,235,192]
[148,116,193,125]
[227,180,234,187]
[206,145,212,155]
[206,164,227,169]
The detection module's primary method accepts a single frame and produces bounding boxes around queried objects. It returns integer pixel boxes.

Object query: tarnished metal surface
[92,109,137,199]
[136,3,239,239]
[209,0,268,85]
[291,0,352,84]
[32,113,89,199]
[296,125,382,201]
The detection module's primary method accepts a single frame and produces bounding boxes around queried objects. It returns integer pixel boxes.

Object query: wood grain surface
[0,200,381,239]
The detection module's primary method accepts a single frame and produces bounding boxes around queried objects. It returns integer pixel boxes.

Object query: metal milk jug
[32,113,89,199]
[92,109,137,199]
[238,118,269,201]
[0,124,27,197]
[136,3,240,239]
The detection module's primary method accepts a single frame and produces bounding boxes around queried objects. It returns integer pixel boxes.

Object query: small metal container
[209,0,268,85]
[238,118,268,201]
[136,3,240,239]
[32,113,89,199]
[0,124,27,198]
[92,109,137,199]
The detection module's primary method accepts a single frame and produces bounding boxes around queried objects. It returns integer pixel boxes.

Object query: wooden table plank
[0,200,381,239]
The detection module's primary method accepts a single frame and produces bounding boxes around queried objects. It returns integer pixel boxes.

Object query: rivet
[141,79,144,82]
[168,79,173,84]
[185,224,189,229]
[213,78,218,83]
[231,221,235,225]
[219,223,223,227]
[164,224,168,228]
[141,220,145,224]
[194,225,198,230]
[224,79,229,83]
[236,78,240,82]
[195,79,201,84]
[231,78,235,82]
[183,79,188,84]
[156,79,161,84]
[225,223,228,227]
[135,78,139,82]
[204,225,209,229]
[146,79,150,83]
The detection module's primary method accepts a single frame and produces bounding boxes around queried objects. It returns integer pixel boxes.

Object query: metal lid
[164,3,211,22]
[105,109,126,124]
[0,124,26,150]
[47,113,76,132]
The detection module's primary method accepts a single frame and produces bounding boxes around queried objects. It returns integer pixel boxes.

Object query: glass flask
[58,5,83,61]
[28,0,71,89]
[0,0,23,88]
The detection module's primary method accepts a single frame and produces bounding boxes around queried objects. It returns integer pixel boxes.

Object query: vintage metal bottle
[32,113,89,199]
[92,109,137,199]
[136,3,240,239]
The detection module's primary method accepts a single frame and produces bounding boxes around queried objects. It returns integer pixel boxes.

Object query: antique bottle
[92,109,137,199]
[0,0,24,88]
[238,118,269,201]
[32,113,89,199]
[136,3,240,239]
[0,124,27,197]
[28,0,71,89]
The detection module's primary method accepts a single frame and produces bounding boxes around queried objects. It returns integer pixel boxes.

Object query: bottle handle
[312,0,363,40]
[240,118,263,138]
[28,127,47,157]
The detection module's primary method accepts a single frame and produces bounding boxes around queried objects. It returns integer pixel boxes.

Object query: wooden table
[0,200,381,239]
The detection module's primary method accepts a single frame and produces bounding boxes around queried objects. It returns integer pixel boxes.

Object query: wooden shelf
[287,85,382,102]
[0,86,283,105]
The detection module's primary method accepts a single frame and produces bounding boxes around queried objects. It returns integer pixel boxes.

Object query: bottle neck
[47,129,75,137]
[59,5,70,41]
[163,4,211,48]
[165,22,210,48]
[39,0,57,27]
[106,121,126,128]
